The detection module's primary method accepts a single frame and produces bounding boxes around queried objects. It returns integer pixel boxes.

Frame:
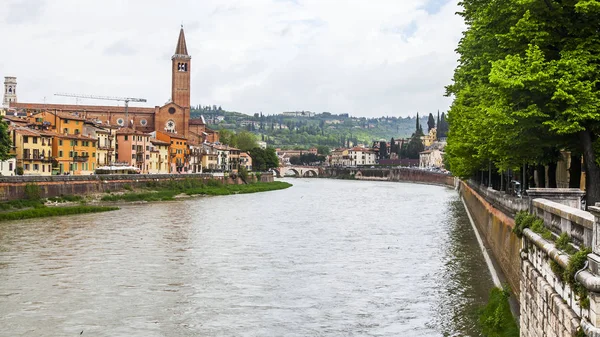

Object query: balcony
[22,155,54,162]
[72,156,89,162]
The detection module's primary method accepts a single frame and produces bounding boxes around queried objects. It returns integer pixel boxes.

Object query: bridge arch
[303,169,318,177]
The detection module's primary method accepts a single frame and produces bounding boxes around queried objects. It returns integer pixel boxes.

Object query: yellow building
[201,144,218,171]
[53,133,98,175]
[421,128,437,147]
[149,139,170,174]
[10,127,53,175]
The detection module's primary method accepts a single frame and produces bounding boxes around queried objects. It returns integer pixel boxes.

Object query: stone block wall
[520,232,583,337]
[0,172,274,201]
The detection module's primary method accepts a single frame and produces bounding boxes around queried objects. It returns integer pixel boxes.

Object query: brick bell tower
[172,26,191,108]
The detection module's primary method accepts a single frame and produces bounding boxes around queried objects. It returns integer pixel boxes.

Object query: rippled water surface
[0,179,493,336]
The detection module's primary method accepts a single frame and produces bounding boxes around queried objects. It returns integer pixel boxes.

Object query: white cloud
[0,0,465,117]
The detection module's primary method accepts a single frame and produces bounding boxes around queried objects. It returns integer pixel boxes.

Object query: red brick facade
[10,27,193,137]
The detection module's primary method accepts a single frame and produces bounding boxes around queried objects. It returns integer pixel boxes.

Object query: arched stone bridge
[272,166,320,178]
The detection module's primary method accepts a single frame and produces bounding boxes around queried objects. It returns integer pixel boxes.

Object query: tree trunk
[548,162,557,188]
[528,165,536,188]
[569,154,582,189]
[536,164,546,188]
[580,130,600,207]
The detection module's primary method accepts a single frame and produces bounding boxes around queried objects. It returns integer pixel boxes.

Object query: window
[146,146,149,151]
[63,128,68,134]
[33,137,38,144]
[92,153,96,157]
[146,155,150,160]
[9,162,12,171]
[124,135,128,141]
[24,164,30,170]
[132,145,135,150]
[75,129,80,135]
[23,136,28,143]
[70,140,74,146]
[64,119,69,124]
[59,140,63,146]
[42,165,45,172]
[59,150,63,157]
[132,154,135,159]
[33,164,39,171]
[69,151,73,158]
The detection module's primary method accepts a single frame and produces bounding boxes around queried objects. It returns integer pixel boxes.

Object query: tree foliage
[445,0,600,205]
[427,113,436,132]
[0,120,12,161]
[248,147,279,171]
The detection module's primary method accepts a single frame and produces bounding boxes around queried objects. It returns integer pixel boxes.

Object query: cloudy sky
[1,0,465,118]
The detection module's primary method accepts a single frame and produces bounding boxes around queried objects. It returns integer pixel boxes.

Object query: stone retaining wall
[0,172,274,201]
[521,230,583,337]
[324,167,456,187]
[459,181,522,298]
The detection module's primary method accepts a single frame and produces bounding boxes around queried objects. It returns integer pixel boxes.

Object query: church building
[8,27,217,143]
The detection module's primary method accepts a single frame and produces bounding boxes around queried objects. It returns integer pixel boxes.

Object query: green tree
[405,133,424,159]
[316,145,330,155]
[219,128,236,147]
[235,131,258,152]
[427,113,436,132]
[0,120,12,161]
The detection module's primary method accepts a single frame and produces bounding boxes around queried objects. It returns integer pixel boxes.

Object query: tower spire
[174,26,188,56]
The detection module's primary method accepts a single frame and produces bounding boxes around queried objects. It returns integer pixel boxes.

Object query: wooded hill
[190,106,447,149]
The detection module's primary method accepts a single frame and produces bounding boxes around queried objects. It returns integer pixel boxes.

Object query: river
[0,178,494,337]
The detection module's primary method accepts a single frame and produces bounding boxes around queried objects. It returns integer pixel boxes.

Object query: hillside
[190,106,440,149]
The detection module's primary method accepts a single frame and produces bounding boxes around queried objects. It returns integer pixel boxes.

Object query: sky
[0,0,465,118]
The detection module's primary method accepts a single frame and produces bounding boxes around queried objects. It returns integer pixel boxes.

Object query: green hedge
[0,206,119,221]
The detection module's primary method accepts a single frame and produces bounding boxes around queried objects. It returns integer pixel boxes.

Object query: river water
[0,179,494,337]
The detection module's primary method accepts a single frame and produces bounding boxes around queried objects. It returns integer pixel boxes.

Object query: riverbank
[100,180,292,202]
[0,180,292,221]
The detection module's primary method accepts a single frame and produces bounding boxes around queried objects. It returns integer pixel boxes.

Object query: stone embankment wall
[466,180,529,217]
[0,172,274,201]
[458,181,522,298]
[519,199,599,337]
[324,167,456,187]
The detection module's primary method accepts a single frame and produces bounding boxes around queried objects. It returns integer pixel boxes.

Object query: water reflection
[0,179,493,336]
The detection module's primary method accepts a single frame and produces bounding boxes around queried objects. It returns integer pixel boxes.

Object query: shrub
[555,233,576,254]
[24,183,42,200]
[15,166,24,175]
[123,184,133,191]
[479,285,519,337]
[564,247,591,297]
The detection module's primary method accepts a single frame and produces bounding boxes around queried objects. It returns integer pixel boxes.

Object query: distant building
[421,128,437,147]
[3,76,17,107]
[281,111,315,117]
[419,149,444,168]
[348,147,376,166]
[257,141,267,149]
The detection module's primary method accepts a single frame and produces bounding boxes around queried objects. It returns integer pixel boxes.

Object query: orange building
[115,128,152,173]
[52,133,98,174]
[156,131,188,173]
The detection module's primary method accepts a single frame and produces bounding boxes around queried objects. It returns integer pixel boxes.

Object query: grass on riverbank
[101,180,292,202]
[0,205,119,222]
[479,286,519,337]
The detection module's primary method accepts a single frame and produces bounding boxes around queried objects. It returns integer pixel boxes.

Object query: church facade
[9,27,216,143]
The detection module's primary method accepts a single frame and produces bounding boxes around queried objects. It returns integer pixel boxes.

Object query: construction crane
[54,93,147,126]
